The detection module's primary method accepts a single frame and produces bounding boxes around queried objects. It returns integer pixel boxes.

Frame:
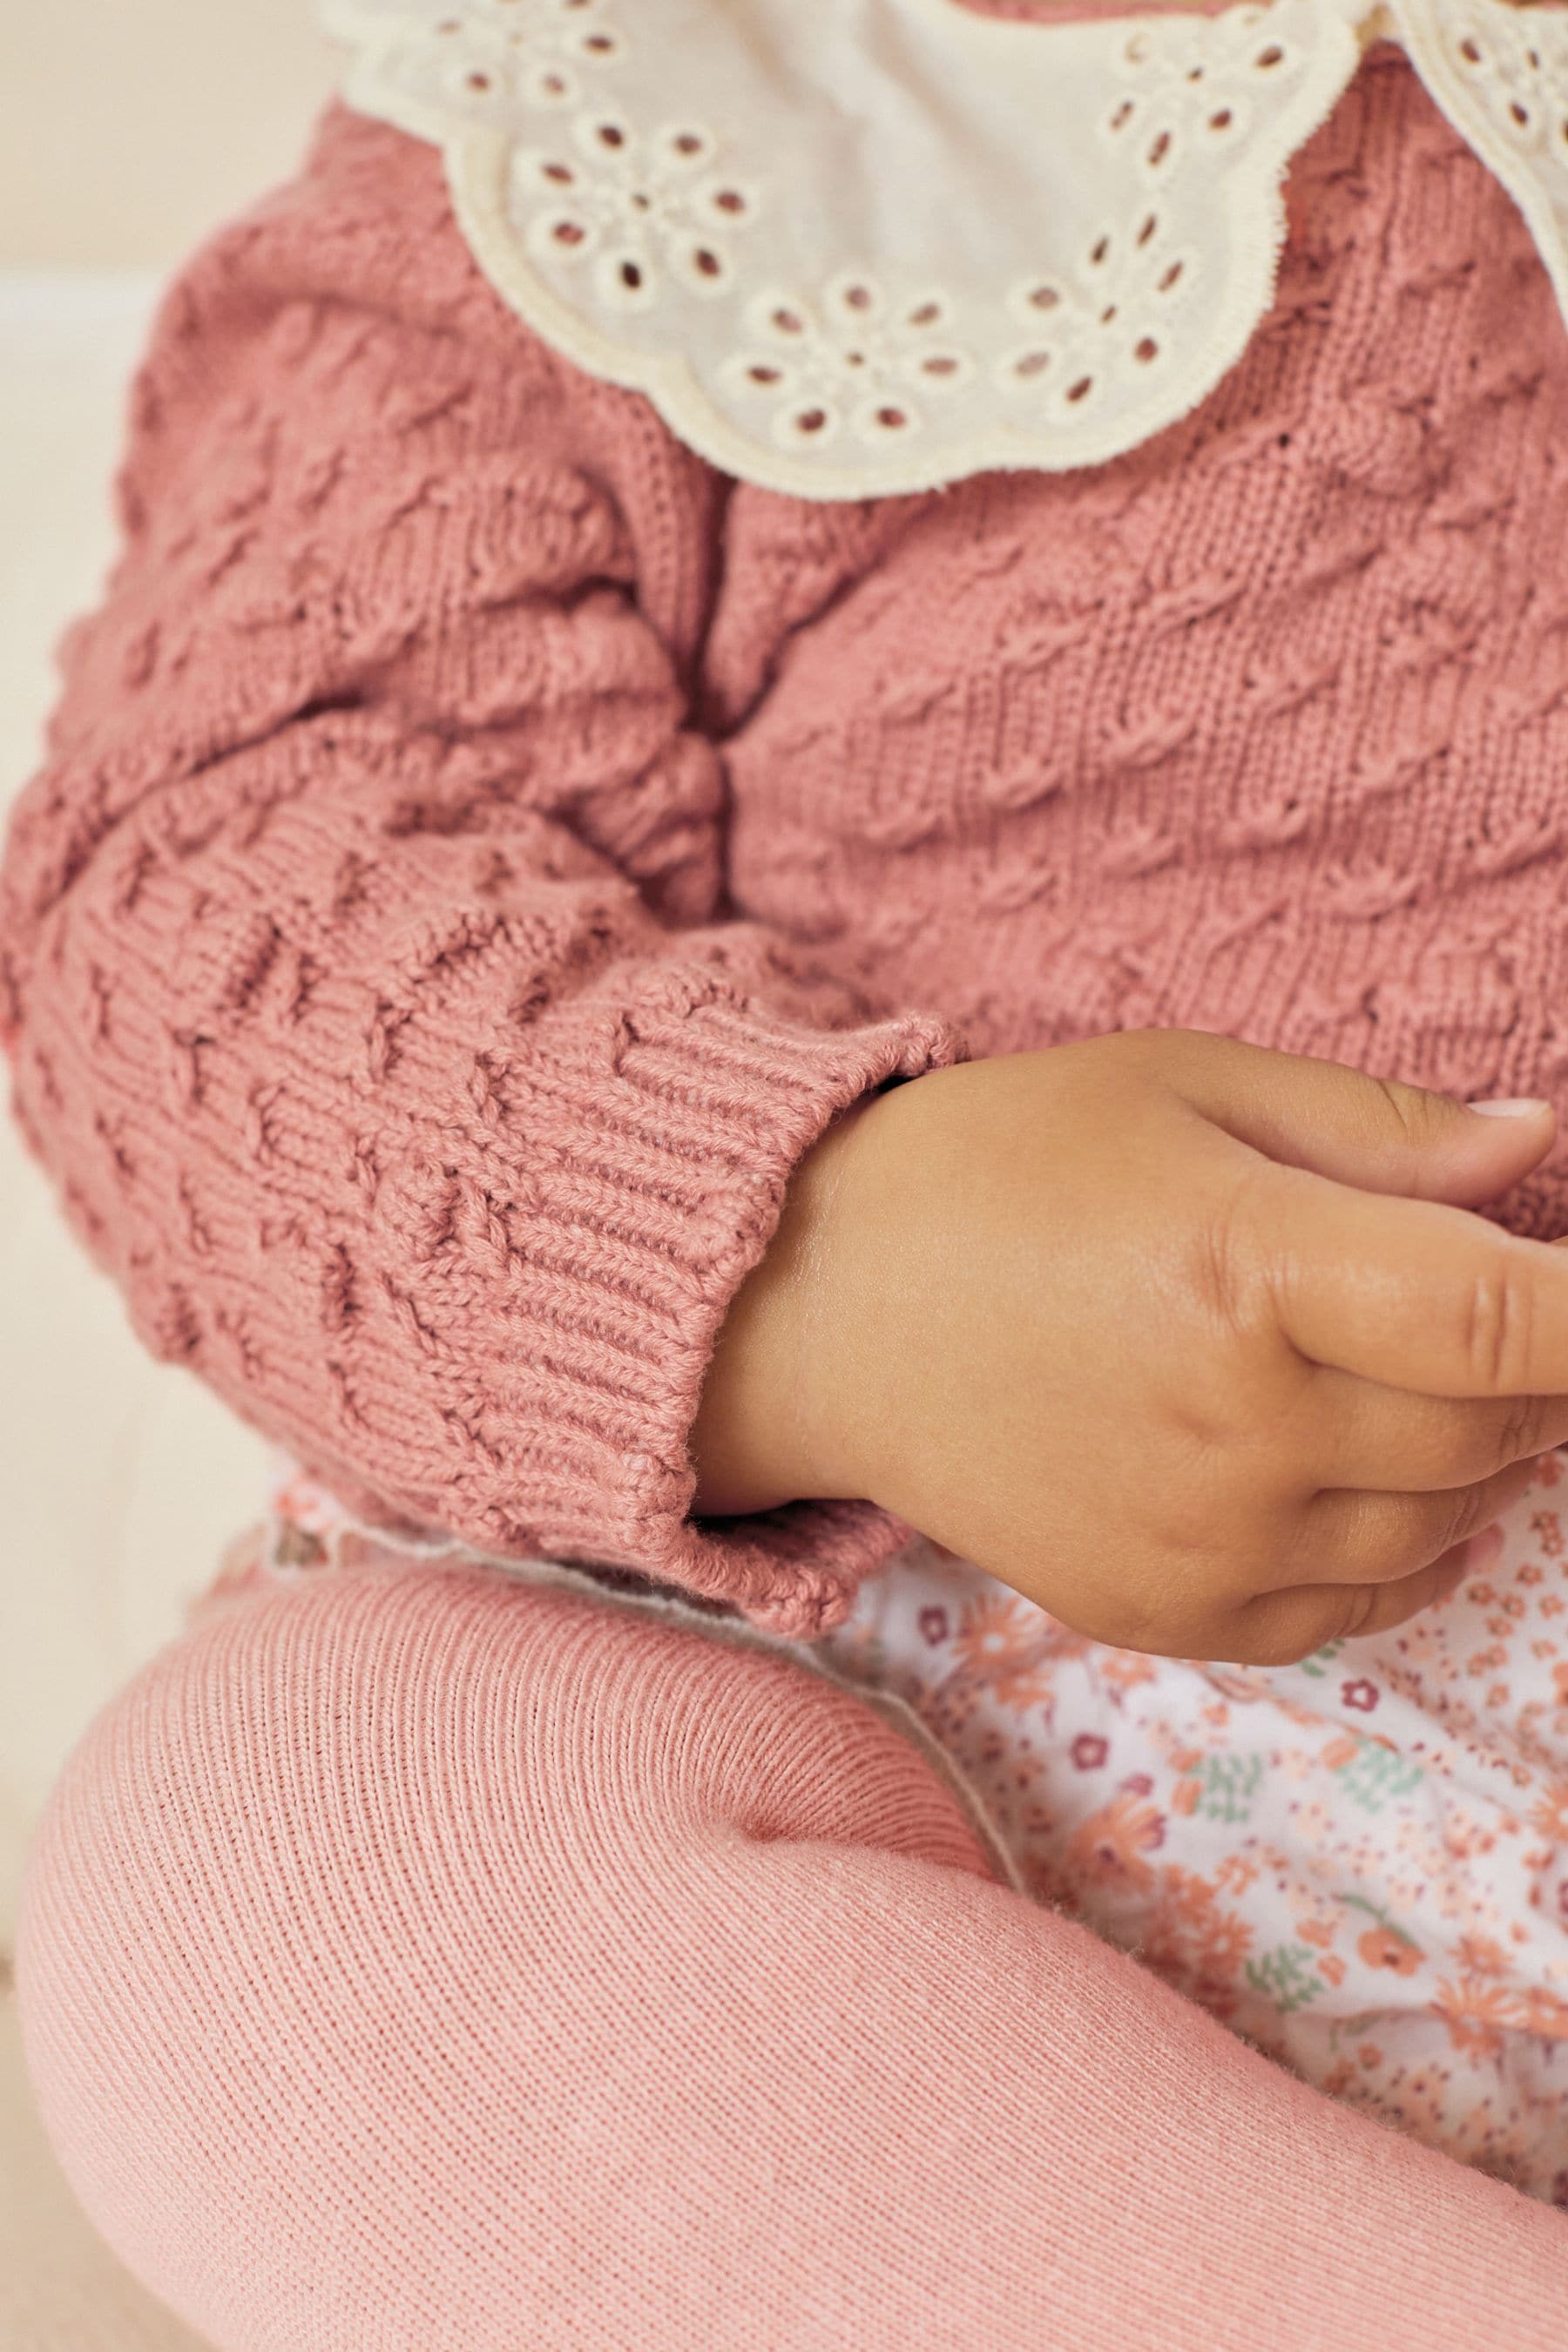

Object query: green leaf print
[1332,1741,1423,1815]
[1244,1943,1323,2016]
[1188,1752,1264,1825]
[1298,1640,1347,1680]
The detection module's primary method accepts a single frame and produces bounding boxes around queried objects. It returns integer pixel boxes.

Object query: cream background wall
[0,0,337,265]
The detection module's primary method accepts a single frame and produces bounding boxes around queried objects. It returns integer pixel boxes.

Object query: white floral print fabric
[818,1450,1568,2202]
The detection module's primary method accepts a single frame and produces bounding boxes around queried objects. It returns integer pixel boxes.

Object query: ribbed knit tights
[17,1559,1568,2349]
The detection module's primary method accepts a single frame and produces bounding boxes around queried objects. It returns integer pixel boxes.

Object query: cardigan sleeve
[0,104,965,1635]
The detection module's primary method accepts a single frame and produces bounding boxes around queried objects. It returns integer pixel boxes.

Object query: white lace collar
[321,0,1568,499]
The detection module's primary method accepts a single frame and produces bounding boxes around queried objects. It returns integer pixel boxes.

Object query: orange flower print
[951,1591,1079,1707]
[1196,1908,1254,1978]
[1529,1780,1568,1845]
[1358,1925,1423,1976]
[1454,1934,1510,1980]
[1136,1868,1254,2013]
[1514,1986,1568,2041]
[1318,1954,1348,1988]
[1430,1976,1514,2060]
[1065,1794,1167,1893]
[1096,1647,1158,1696]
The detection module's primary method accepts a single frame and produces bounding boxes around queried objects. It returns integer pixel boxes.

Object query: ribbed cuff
[420,984,970,1637]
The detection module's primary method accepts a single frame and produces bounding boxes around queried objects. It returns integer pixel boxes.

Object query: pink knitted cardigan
[6,51,1568,1638]
[11,35,1568,2344]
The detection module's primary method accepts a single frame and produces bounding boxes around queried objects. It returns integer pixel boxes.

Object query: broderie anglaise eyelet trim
[719,279,977,452]
[1396,0,1568,328]
[515,113,761,310]
[321,0,1568,501]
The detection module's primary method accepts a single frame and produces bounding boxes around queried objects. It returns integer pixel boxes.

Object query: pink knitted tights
[17,1558,1568,2349]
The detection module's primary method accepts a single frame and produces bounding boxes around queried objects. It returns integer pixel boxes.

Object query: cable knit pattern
[5,44,1568,1627]
[0,105,964,1636]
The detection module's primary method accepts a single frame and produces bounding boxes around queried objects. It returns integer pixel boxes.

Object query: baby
[10,0,1568,2339]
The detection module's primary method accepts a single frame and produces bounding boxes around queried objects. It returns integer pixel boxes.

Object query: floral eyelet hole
[1066,375,1094,404]
[1013,351,1052,380]
[1135,336,1159,364]
[1137,212,1159,247]
[1254,44,1285,68]
[1460,36,1483,64]
[772,307,805,335]
[1147,131,1172,168]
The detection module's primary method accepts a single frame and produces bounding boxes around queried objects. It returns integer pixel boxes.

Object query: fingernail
[1468,1097,1552,1118]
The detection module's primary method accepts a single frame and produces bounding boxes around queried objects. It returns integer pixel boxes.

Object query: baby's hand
[692,1031,1568,1663]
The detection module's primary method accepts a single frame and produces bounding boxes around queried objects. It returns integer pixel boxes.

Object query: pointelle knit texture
[6,47,1568,1632]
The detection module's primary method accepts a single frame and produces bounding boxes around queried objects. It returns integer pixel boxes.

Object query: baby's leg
[17,1558,1568,2349]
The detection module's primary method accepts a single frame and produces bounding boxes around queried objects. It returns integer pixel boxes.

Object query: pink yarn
[19,1562,1568,2348]
[5,54,1568,1633]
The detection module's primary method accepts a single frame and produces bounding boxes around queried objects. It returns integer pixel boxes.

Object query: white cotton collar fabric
[325,0,1568,498]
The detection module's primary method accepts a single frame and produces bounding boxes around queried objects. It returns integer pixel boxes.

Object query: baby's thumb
[1175,1037,1557,1206]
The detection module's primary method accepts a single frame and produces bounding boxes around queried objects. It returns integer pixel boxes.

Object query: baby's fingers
[1266,1167,1568,1396]
[1306,1368,1568,1493]
[1224,1541,1474,1669]
[1289,1451,1540,1592]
